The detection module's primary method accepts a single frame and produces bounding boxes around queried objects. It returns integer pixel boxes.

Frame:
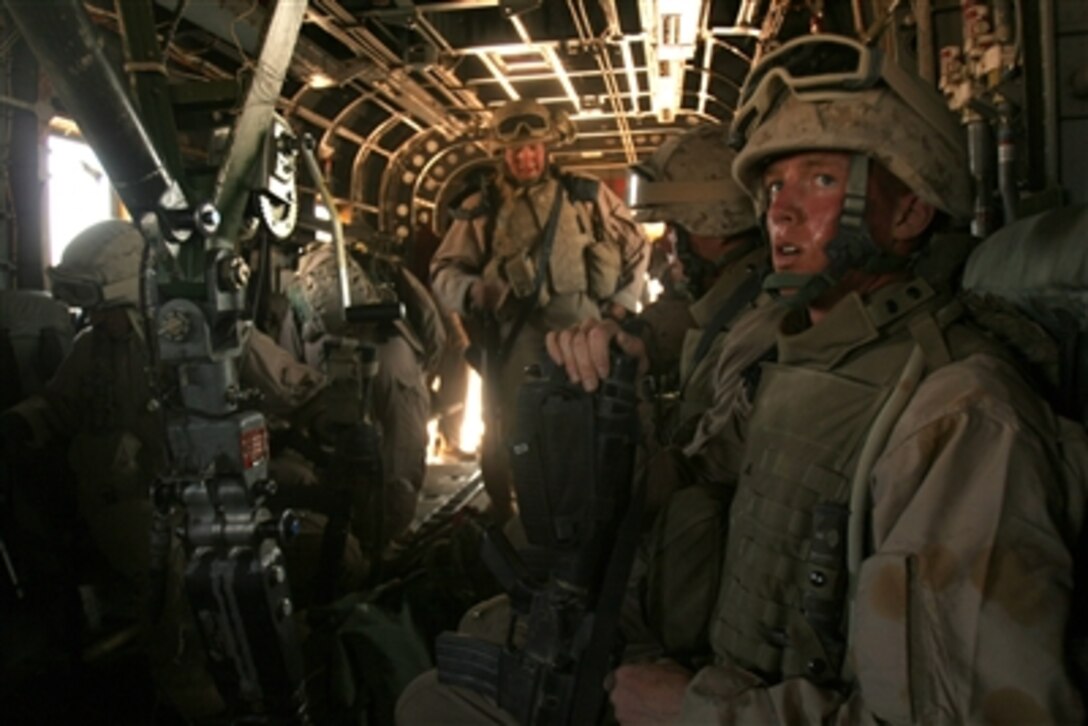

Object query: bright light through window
[47,135,114,265]
[314,201,332,242]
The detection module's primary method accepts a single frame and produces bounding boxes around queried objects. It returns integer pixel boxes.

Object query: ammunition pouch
[503,253,538,301]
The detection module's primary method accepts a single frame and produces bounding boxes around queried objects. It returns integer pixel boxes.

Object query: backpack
[960,202,1088,695]
[0,290,74,407]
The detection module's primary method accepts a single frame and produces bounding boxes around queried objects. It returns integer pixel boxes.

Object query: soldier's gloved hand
[602,301,629,321]
[545,318,649,393]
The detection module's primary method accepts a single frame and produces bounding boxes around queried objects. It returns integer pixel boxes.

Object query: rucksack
[0,290,74,407]
[960,202,1088,695]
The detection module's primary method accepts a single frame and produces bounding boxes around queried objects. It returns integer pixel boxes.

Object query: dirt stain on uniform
[980,687,1047,725]
[917,543,959,592]
[868,560,907,620]
[970,545,1046,626]
[911,415,959,465]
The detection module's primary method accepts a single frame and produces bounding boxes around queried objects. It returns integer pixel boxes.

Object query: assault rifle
[436,348,641,725]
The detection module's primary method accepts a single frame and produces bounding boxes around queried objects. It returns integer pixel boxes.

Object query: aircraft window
[46,134,115,266]
[314,202,332,243]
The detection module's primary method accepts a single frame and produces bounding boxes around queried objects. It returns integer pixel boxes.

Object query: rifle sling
[495,181,567,367]
[568,465,647,724]
[684,265,764,388]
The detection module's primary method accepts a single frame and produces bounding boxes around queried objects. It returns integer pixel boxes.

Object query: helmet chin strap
[762,154,911,310]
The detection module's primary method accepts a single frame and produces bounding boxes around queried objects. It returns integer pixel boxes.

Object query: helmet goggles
[48,268,138,309]
[49,277,103,309]
[731,35,959,152]
[494,111,552,144]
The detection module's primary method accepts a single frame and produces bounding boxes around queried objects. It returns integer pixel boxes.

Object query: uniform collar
[776,277,939,369]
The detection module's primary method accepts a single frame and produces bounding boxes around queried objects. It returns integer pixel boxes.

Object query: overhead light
[640,0,705,122]
[307,72,336,89]
[657,0,701,61]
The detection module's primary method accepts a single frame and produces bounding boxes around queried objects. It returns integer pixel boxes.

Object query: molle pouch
[645,483,726,657]
[585,240,622,300]
[502,253,537,300]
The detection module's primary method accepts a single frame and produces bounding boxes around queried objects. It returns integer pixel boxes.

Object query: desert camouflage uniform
[431,170,647,520]
[678,279,1087,723]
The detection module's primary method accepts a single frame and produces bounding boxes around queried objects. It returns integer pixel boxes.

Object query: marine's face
[761,150,913,315]
[503,142,548,184]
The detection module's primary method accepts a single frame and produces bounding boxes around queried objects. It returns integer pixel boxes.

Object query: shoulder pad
[448,189,490,220]
[561,173,600,203]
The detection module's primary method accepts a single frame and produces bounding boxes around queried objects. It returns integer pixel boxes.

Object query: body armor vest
[708,277,1005,686]
[489,176,601,309]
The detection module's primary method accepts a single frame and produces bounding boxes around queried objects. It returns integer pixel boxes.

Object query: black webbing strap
[687,265,765,377]
[567,464,647,724]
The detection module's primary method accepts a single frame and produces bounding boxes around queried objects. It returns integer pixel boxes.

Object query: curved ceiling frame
[380,132,495,238]
[351,113,420,227]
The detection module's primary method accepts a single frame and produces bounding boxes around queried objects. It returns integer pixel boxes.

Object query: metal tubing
[300,134,352,319]
[1039,0,1059,185]
[915,0,935,83]
[3,0,183,219]
[997,107,1018,224]
[968,118,995,237]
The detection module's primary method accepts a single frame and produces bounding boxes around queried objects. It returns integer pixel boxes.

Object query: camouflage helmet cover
[47,220,145,309]
[629,124,758,237]
[288,243,379,337]
[730,34,972,221]
[489,98,576,147]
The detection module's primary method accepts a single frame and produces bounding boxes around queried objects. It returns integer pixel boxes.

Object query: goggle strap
[633,180,743,206]
[840,153,869,231]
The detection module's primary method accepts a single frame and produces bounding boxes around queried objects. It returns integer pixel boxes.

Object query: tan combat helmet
[730,33,972,221]
[489,98,576,148]
[728,34,971,305]
[47,220,146,309]
[628,124,757,238]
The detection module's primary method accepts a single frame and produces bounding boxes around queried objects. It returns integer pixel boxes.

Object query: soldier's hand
[545,318,648,393]
[609,661,691,725]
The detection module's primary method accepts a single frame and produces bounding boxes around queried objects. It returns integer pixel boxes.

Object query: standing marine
[429,98,648,522]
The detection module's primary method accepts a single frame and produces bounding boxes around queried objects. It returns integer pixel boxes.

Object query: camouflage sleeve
[430,192,491,316]
[594,183,648,313]
[680,354,1086,723]
[240,327,327,419]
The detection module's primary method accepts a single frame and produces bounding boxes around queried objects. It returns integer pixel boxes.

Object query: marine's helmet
[628,124,758,238]
[489,98,576,148]
[729,33,971,221]
[47,220,145,309]
[287,243,380,339]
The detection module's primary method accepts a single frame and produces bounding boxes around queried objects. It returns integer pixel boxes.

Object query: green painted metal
[209,1,308,250]
[115,0,188,198]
